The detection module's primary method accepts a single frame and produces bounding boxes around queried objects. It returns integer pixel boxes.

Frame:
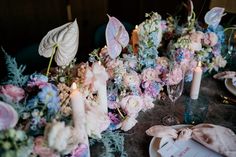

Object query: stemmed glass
[162,67,184,126]
[225,26,236,66]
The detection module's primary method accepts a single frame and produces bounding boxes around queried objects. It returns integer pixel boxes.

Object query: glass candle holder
[184,95,208,125]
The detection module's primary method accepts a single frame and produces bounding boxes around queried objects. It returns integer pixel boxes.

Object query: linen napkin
[146,123,236,157]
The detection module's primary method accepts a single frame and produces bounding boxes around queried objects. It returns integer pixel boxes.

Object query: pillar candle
[190,62,202,99]
[131,25,139,54]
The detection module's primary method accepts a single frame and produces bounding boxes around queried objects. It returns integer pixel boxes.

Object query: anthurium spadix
[38,19,79,76]
[105,15,129,59]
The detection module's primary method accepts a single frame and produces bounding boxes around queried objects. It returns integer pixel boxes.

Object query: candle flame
[135,25,138,29]
[197,61,202,67]
[71,82,77,90]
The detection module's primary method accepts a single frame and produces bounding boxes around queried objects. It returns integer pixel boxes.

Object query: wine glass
[225,26,236,67]
[162,67,184,126]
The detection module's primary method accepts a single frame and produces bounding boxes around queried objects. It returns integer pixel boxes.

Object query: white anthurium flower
[38,19,79,75]
[204,7,226,29]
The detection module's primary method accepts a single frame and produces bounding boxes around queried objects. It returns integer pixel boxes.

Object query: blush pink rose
[0,85,25,102]
[203,32,218,47]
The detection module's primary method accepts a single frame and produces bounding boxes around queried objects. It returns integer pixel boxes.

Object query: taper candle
[70,82,91,157]
[131,25,139,54]
[190,62,202,99]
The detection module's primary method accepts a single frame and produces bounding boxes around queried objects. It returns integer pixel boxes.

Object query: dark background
[0,0,235,79]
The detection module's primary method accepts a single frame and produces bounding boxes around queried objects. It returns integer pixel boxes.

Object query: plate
[149,124,192,157]
[225,78,236,96]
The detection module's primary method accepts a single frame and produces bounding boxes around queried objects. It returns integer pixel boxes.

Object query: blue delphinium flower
[175,50,184,63]
[47,102,60,113]
[130,85,140,96]
[37,84,59,106]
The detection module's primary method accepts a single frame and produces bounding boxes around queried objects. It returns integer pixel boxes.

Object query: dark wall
[0,0,214,79]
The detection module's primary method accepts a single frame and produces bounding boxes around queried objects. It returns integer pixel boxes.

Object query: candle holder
[184,94,208,125]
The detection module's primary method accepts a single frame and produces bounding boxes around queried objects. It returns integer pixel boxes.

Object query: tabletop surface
[91,77,236,157]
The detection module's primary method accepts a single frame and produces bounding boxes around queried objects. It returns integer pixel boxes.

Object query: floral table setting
[0,1,236,157]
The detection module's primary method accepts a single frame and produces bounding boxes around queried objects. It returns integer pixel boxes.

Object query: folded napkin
[146,124,236,157]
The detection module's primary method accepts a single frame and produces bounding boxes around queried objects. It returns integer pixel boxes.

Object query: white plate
[225,78,236,96]
[149,124,192,157]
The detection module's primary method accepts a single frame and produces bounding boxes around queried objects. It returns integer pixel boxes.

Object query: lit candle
[131,25,139,54]
[70,82,85,129]
[70,82,90,156]
[190,62,202,99]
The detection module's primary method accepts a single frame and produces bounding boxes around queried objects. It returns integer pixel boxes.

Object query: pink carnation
[189,31,204,51]
[106,59,124,78]
[203,32,218,47]
[142,95,155,111]
[141,68,161,82]
[0,85,25,103]
[123,72,140,87]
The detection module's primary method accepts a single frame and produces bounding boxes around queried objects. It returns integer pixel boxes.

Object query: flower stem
[116,107,125,119]
[224,27,236,32]
[46,44,58,76]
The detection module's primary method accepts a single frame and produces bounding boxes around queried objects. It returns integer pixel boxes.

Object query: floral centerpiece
[0,1,234,156]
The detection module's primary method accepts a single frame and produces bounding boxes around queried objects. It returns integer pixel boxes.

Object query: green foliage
[1,47,28,87]
[90,130,128,157]
[0,129,33,157]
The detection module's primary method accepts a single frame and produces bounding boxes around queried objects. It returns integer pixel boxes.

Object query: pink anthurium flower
[0,101,18,130]
[105,15,129,59]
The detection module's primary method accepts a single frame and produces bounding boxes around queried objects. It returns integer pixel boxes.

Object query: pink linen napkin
[146,123,236,157]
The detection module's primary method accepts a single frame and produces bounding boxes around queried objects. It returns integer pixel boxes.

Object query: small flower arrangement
[87,4,233,132]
